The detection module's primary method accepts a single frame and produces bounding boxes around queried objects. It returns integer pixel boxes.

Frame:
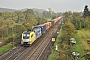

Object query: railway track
[15,20,61,60]
[0,19,62,60]
[0,46,26,60]
[5,47,26,60]
[0,33,49,60]
[28,30,56,60]
[29,28,55,60]
[0,27,54,60]
[14,25,57,60]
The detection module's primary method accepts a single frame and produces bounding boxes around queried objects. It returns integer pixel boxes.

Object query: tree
[23,21,33,30]
[4,19,13,28]
[63,11,72,18]
[0,17,4,28]
[84,17,90,28]
[42,11,52,18]
[62,21,76,42]
[83,5,90,18]
[34,11,43,18]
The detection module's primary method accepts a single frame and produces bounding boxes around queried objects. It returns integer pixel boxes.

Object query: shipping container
[45,23,49,30]
[38,24,46,33]
[53,19,56,24]
[48,20,54,27]
[53,17,60,24]
[47,22,52,28]
[45,22,50,30]
[32,24,46,33]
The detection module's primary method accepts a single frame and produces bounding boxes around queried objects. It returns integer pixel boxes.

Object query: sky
[0,0,90,12]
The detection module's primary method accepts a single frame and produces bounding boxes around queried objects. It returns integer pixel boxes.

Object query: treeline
[62,5,90,46]
[48,5,90,60]
[63,7,90,30]
[61,6,90,41]
[0,9,62,42]
[59,5,90,60]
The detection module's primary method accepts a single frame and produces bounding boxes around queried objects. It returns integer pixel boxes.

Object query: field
[48,26,67,60]
[72,29,90,60]
[48,28,90,60]
[0,42,16,55]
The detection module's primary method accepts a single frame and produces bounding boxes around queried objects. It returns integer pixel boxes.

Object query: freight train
[21,17,62,46]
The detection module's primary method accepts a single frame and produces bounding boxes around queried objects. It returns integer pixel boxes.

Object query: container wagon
[45,22,52,30]
[48,20,54,27]
[21,16,62,46]
[47,22,52,28]
[33,24,46,34]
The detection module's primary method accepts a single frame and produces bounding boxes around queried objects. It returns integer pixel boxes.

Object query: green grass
[72,29,90,60]
[48,28,90,60]
[54,28,62,46]
[48,26,63,60]
[0,43,12,55]
[72,34,85,60]
[48,51,59,60]
[0,42,16,55]
[77,29,90,52]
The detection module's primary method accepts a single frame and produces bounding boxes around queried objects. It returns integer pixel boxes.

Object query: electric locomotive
[21,31,36,46]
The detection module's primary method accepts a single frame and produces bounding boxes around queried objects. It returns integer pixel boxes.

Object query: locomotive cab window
[23,33,30,39]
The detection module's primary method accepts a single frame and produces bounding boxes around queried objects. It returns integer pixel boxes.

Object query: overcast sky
[0,0,90,12]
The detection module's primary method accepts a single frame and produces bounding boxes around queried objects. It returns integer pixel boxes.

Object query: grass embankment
[72,29,90,60]
[48,28,90,60]
[48,26,63,60]
[0,42,16,55]
[0,34,20,55]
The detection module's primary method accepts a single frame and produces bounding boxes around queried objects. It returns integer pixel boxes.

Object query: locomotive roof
[33,24,45,28]
[38,24,45,26]
[23,31,30,34]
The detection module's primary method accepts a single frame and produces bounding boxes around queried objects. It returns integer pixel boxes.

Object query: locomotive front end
[21,31,30,45]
